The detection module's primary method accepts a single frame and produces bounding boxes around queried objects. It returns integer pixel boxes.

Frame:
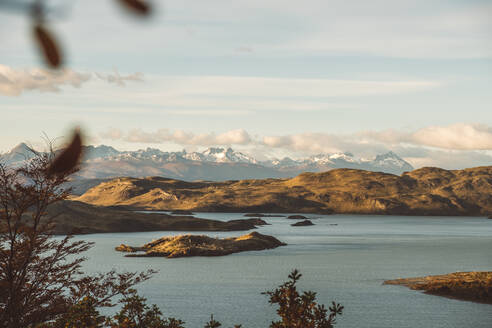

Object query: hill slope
[75,166,492,216]
[44,200,268,234]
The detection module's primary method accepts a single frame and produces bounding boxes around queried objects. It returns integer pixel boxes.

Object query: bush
[264,269,343,328]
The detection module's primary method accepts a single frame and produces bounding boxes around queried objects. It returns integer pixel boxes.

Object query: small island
[115,231,286,258]
[384,271,492,304]
[244,213,285,217]
[287,215,309,220]
[291,219,314,227]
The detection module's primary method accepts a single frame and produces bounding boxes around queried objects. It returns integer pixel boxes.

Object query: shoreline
[384,272,492,305]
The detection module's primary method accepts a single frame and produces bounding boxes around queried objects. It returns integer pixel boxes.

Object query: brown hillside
[43,200,268,234]
[75,167,492,216]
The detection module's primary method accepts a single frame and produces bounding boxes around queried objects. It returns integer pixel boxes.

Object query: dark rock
[244,213,285,217]
[228,218,269,226]
[291,220,314,227]
[287,215,308,220]
[170,210,194,215]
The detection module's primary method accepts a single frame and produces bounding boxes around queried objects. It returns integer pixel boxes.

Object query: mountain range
[1,143,414,183]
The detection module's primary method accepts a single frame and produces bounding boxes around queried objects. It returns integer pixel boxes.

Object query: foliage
[204,314,221,328]
[0,139,344,328]
[263,269,343,328]
[106,289,185,328]
[0,142,156,328]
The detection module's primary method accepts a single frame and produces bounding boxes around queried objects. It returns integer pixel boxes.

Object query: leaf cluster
[263,269,343,328]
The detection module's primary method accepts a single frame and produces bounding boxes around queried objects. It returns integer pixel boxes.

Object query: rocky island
[291,219,314,226]
[384,271,492,304]
[115,231,286,258]
[244,213,285,217]
[287,215,310,220]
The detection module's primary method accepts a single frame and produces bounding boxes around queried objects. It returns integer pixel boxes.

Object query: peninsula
[44,200,268,235]
[384,271,492,304]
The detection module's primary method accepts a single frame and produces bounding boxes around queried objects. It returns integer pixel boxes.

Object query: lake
[75,213,492,327]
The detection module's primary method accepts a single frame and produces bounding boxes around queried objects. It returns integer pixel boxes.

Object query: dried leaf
[47,130,83,177]
[117,0,151,16]
[33,24,62,68]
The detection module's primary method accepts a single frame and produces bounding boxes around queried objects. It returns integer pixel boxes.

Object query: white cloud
[411,124,492,150]
[360,124,492,150]
[103,128,253,146]
[95,70,144,86]
[102,123,492,152]
[0,65,91,96]
[100,75,439,115]
[99,123,492,169]
[155,76,440,98]
[100,127,123,140]
[0,65,145,96]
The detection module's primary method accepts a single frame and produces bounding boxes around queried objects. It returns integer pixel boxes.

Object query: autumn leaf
[47,130,83,177]
[33,24,63,68]
[117,0,151,16]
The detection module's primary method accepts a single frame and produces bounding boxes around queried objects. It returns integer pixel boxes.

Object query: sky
[0,0,491,168]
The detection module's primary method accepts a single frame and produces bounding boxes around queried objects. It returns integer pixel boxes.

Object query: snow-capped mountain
[83,145,120,160]
[369,151,414,173]
[183,147,257,164]
[0,142,36,165]
[1,143,414,182]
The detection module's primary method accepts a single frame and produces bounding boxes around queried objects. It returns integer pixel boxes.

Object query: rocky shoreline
[384,272,492,304]
[115,231,286,258]
[45,200,269,235]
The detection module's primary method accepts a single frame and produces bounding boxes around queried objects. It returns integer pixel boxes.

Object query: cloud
[100,127,123,140]
[102,128,252,146]
[360,123,492,150]
[95,70,144,86]
[0,65,145,96]
[101,124,492,152]
[0,65,91,96]
[99,123,492,169]
[111,75,440,114]
[157,76,440,98]
[411,124,492,150]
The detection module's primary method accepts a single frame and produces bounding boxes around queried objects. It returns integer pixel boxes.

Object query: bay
[75,214,492,328]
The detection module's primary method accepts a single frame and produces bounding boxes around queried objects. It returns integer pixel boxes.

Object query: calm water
[75,214,492,328]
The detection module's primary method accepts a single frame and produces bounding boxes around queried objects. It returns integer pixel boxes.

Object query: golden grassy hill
[75,166,492,216]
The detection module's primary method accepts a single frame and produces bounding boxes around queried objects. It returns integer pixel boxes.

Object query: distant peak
[9,142,34,155]
[376,151,402,159]
[204,147,225,153]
